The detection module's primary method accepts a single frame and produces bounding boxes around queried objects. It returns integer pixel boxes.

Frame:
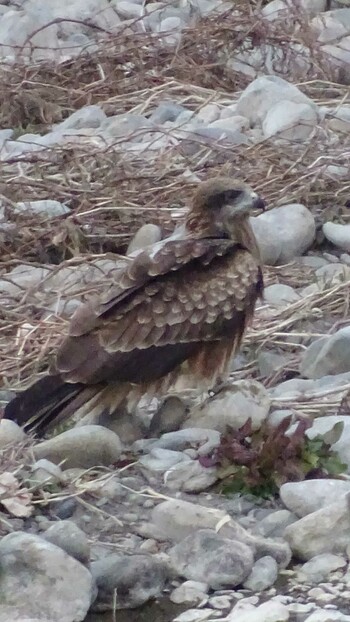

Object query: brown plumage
[4,177,265,435]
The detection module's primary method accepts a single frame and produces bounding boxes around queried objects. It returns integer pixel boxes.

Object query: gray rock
[169,529,254,589]
[243,556,278,591]
[235,76,318,127]
[262,101,318,141]
[150,102,188,124]
[228,600,290,622]
[91,553,169,610]
[14,200,70,218]
[56,105,106,130]
[0,264,49,297]
[258,352,291,378]
[262,0,326,19]
[255,509,297,537]
[43,520,90,565]
[134,428,221,456]
[139,447,191,472]
[183,381,270,433]
[315,263,350,286]
[127,223,162,255]
[30,459,64,486]
[149,395,189,436]
[305,610,350,621]
[300,553,347,582]
[323,222,350,252]
[268,371,350,400]
[145,499,291,567]
[170,580,209,605]
[209,116,249,133]
[0,419,26,448]
[251,203,316,265]
[164,459,218,492]
[284,492,350,560]
[102,113,153,139]
[300,327,350,378]
[34,425,122,469]
[281,480,350,517]
[173,610,213,622]
[264,284,300,307]
[0,532,93,622]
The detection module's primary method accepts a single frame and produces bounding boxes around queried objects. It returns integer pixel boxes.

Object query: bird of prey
[4,177,265,436]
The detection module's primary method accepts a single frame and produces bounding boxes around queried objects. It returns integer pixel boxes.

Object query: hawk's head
[190,176,265,239]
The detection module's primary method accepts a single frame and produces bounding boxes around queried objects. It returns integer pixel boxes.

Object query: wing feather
[56,237,263,386]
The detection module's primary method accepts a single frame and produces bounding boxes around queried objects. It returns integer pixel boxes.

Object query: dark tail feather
[3,375,88,437]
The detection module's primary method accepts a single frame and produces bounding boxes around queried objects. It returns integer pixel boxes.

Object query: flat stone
[163,459,218,492]
[169,529,254,589]
[228,600,290,622]
[323,222,350,252]
[183,381,270,433]
[127,223,162,254]
[91,553,169,610]
[300,327,350,378]
[284,493,350,560]
[264,284,300,307]
[14,200,70,218]
[43,520,90,565]
[300,553,347,583]
[235,75,317,126]
[0,419,26,448]
[0,531,93,622]
[262,101,318,141]
[34,425,122,469]
[170,580,209,605]
[280,479,350,517]
[251,204,316,265]
[139,447,191,472]
[243,556,279,591]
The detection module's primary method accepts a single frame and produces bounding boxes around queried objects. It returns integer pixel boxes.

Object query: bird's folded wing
[55,237,262,384]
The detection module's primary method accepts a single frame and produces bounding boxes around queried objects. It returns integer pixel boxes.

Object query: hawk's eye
[224,189,243,203]
[207,189,243,209]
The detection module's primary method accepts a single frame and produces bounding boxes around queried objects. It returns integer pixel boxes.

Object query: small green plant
[199,416,347,499]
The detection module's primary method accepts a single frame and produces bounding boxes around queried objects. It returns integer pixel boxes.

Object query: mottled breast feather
[56,237,263,385]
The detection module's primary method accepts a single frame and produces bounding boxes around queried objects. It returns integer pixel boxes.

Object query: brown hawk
[4,177,265,435]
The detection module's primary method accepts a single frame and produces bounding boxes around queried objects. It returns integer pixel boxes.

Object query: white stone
[183,381,270,433]
[139,447,191,472]
[34,425,122,469]
[251,203,316,265]
[323,222,350,252]
[127,223,162,255]
[0,419,26,448]
[228,600,290,622]
[0,532,93,622]
[209,116,250,133]
[300,553,347,582]
[196,104,221,124]
[134,428,221,456]
[56,105,106,130]
[243,556,279,591]
[262,100,318,141]
[14,200,70,218]
[262,0,326,19]
[264,284,300,307]
[235,76,317,127]
[164,459,218,492]
[300,327,350,379]
[0,9,60,61]
[280,479,350,517]
[115,0,143,17]
[284,493,350,560]
[170,580,208,605]
[305,610,350,621]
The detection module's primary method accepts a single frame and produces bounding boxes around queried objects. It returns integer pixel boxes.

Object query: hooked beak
[252,196,266,213]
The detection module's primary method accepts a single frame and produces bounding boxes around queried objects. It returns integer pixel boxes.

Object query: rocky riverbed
[1,0,350,621]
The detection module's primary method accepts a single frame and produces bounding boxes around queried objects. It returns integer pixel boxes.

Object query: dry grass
[0,6,350,419]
